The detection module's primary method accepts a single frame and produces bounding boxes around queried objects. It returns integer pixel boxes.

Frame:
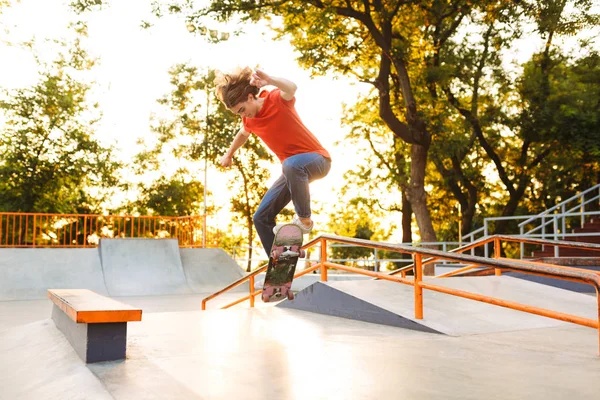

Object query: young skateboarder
[215,67,331,256]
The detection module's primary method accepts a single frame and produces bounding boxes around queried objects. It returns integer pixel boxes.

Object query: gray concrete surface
[2,245,600,399]
[0,241,247,302]
[180,248,246,293]
[0,248,108,300]
[281,276,598,336]
[1,304,600,400]
[99,238,192,296]
[280,280,443,333]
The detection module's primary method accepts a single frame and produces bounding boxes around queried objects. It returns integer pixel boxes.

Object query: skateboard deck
[262,224,305,302]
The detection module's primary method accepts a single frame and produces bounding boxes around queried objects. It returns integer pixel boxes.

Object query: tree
[431,0,599,237]
[518,51,600,217]
[0,22,121,214]
[327,196,394,270]
[131,171,205,216]
[342,95,414,245]
[155,0,480,247]
[434,3,522,236]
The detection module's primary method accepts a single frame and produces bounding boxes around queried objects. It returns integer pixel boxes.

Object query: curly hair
[214,67,259,109]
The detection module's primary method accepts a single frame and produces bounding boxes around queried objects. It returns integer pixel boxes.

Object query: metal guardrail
[519,184,600,229]
[391,234,600,278]
[232,241,463,272]
[0,212,206,248]
[203,234,600,356]
[462,184,600,257]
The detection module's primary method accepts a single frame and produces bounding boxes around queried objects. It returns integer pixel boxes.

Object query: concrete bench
[48,289,142,363]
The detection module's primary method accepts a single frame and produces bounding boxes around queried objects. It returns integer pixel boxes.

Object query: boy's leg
[253,174,291,256]
[282,153,331,225]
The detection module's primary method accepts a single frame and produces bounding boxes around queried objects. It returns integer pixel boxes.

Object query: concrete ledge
[48,289,141,363]
[51,304,127,363]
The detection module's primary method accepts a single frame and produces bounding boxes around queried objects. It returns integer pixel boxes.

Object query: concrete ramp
[180,248,246,293]
[99,238,191,296]
[279,276,598,336]
[0,241,251,300]
[0,249,107,301]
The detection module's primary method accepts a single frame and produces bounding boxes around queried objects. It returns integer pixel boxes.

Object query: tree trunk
[406,143,436,275]
[401,191,413,266]
[495,180,529,235]
[401,191,413,245]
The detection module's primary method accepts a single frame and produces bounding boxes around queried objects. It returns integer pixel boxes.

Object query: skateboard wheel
[287,291,294,301]
[299,250,306,258]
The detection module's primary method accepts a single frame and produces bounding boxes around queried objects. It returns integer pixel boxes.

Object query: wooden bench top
[47,289,142,324]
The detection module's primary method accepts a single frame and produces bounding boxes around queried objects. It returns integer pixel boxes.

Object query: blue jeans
[254,152,331,256]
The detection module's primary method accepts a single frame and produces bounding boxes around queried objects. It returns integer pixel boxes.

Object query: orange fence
[0,212,206,248]
[202,234,600,356]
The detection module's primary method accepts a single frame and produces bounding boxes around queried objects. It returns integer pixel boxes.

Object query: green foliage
[69,0,105,14]
[327,196,393,269]
[517,51,600,213]
[0,23,121,213]
[132,171,205,216]
[519,52,600,157]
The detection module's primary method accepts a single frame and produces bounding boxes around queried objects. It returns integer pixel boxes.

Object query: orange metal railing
[0,212,206,248]
[401,235,600,279]
[202,234,600,356]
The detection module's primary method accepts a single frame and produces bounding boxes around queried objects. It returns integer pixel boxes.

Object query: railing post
[484,221,489,258]
[542,216,546,240]
[553,216,559,257]
[249,275,255,308]
[561,204,566,240]
[581,197,585,227]
[494,237,502,276]
[596,288,600,356]
[519,225,524,259]
[83,215,88,247]
[373,248,379,272]
[442,243,447,265]
[320,239,328,282]
[470,234,475,256]
[32,215,36,248]
[414,253,423,320]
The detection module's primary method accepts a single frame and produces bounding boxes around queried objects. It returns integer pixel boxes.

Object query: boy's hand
[220,154,233,168]
[250,70,271,88]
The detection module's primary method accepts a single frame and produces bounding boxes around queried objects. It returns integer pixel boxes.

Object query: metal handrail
[231,241,462,271]
[461,184,600,246]
[519,184,600,227]
[202,233,600,356]
[435,235,600,278]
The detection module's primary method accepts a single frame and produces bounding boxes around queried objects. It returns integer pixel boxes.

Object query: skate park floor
[1,239,600,399]
[1,299,600,400]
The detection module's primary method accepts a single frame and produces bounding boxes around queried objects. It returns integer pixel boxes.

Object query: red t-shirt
[243,89,331,163]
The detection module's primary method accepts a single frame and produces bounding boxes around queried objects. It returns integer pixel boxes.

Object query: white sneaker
[273,215,314,235]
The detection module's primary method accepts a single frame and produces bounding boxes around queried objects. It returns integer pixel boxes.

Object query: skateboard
[262,224,305,302]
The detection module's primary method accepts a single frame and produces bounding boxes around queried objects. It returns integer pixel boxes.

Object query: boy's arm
[251,70,297,101]
[220,127,250,168]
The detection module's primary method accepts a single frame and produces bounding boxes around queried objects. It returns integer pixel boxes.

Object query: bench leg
[51,305,128,363]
